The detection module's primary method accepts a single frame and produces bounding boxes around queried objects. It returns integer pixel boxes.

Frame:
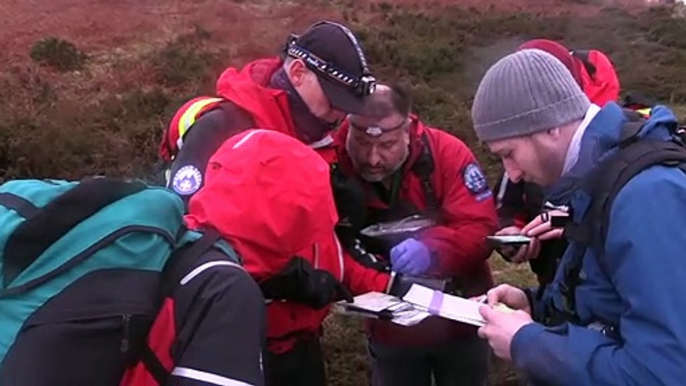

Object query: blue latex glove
[390,238,432,275]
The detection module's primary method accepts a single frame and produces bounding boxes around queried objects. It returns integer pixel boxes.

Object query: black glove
[387,273,457,299]
[259,256,353,309]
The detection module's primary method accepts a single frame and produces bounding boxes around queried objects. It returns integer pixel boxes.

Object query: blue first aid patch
[172,165,203,196]
[463,162,492,201]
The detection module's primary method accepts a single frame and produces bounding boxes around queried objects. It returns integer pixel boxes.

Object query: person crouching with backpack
[471,48,686,385]
[184,129,355,386]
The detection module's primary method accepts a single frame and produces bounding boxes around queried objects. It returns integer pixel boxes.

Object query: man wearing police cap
[332,84,498,386]
[163,20,377,203]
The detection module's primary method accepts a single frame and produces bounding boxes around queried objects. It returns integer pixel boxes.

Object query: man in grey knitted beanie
[471,48,591,187]
[470,47,686,386]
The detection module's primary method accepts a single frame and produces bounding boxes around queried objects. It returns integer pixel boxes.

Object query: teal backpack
[0,177,239,385]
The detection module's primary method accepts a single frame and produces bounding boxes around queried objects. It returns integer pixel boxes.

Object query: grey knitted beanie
[471,48,591,142]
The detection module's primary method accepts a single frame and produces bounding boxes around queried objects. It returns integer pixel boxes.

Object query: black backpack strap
[571,49,596,77]
[136,229,223,385]
[2,177,147,286]
[550,116,686,326]
[567,114,651,248]
[159,229,222,298]
[0,193,39,218]
[543,245,587,326]
[330,162,367,232]
[411,132,440,212]
[138,344,171,385]
[593,139,686,253]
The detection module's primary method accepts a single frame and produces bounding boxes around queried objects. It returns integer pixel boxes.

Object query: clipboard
[359,215,436,239]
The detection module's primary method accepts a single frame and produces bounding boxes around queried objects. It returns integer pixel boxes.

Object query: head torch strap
[351,118,410,137]
[325,21,377,95]
[286,21,377,96]
[313,21,371,75]
[286,44,360,89]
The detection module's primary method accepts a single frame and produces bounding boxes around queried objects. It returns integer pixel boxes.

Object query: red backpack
[571,49,621,106]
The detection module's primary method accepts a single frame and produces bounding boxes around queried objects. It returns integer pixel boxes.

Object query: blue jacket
[511,102,686,385]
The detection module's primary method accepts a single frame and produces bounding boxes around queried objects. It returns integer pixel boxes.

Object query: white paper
[335,292,432,327]
[343,292,403,312]
[390,308,431,326]
[402,284,487,327]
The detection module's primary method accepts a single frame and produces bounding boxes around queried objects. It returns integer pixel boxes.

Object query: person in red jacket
[184,129,356,385]
[333,84,498,386]
[163,20,376,201]
[163,20,402,386]
[518,39,620,107]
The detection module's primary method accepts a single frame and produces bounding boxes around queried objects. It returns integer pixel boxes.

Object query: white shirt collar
[561,104,601,175]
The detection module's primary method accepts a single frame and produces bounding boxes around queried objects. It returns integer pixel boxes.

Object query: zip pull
[120,314,131,353]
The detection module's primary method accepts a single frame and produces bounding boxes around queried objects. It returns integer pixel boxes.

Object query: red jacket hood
[215,57,298,138]
[184,129,338,279]
[575,50,620,107]
[518,39,582,87]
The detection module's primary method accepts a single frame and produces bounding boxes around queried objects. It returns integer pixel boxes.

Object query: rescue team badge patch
[463,162,492,201]
[172,165,203,195]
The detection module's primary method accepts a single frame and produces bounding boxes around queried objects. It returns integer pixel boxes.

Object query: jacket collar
[545,102,680,223]
[268,68,337,144]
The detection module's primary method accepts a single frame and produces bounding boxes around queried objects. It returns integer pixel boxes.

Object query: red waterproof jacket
[158,58,299,165]
[214,58,299,139]
[216,56,389,293]
[184,59,389,353]
[214,56,390,293]
[335,117,498,347]
[184,129,342,355]
[572,49,620,107]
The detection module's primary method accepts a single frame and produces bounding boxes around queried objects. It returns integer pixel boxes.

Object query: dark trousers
[369,335,490,386]
[263,336,326,386]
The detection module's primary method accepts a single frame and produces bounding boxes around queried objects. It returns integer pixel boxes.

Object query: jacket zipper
[120,314,132,353]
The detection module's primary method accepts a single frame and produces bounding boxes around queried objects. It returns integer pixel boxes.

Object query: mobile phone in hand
[486,235,532,247]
